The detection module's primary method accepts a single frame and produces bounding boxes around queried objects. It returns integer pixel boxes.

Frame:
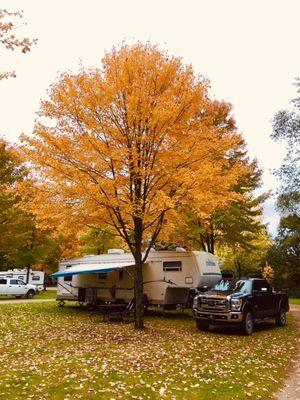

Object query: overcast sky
[1,0,299,235]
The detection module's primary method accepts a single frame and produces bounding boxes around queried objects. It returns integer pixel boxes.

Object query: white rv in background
[0,269,45,292]
[53,249,222,308]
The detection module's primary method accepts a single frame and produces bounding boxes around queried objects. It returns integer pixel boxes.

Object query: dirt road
[276,304,300,400]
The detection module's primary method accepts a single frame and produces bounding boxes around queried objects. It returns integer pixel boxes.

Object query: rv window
[163,261,182,272]
[10,279,19,285]
[119,270,124,280]
[98,273,107,280]
[63,276,72,282]
[0,279,7,285]
[32,276,40,281]
[18,276,24,281]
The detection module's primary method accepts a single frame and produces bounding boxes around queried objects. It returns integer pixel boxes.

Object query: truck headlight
[231,299,242,311]
[193,296,200,308]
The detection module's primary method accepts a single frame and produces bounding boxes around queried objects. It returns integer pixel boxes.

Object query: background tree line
[267,80,300,295]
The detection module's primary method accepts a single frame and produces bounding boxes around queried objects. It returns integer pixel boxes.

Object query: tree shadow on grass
[145,307,193,320]
[207,320,278,336]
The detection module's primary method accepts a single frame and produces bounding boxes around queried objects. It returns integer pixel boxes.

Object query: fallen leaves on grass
[0,304,298,400]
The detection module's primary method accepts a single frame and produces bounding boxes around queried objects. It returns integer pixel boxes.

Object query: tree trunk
[210,233,215,254]
[235,260,242,278]
[199,233,208,252]
[26,263,30,284]
[134,217,144,329]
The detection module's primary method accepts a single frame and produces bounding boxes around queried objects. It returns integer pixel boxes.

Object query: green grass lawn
[35,290,57,299]
[0,290,57,301]
[289,298,300,305]
[0,303,298,400]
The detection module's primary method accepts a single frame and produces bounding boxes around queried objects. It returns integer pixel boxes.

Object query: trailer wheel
[196,319,209,331]
[58,300,65,307]
[143,294,149,310]
[26,290,35,299]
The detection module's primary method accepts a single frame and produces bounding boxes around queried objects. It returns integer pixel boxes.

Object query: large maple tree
[23,43,246,328]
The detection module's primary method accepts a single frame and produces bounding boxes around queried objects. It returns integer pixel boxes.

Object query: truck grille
[199,297,228,312]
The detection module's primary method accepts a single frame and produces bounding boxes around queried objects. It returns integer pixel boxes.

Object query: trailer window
[98,273,107,280]
[163,261,182,272]
[32,276,40,281]
[64,276,72,282]
[0,279,7,285]
[119,270,124,280]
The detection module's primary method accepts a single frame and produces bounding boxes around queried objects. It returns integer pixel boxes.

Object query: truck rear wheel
[275,307,287,327]
[241,312,254,335]
[26,290,35,299]
[196,319,209,331]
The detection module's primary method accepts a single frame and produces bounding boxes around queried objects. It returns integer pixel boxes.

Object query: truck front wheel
[196,319,209,331]
[275,307,287,327]
[26,290,35,299]
[241,312,254,335]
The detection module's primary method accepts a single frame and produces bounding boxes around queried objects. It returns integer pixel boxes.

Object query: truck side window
[163,261,182,272]
[10,279,19,285]
[0,279,7,285]
[253,280,270,292]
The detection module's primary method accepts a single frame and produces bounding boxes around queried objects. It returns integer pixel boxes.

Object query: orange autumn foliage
[22,43,249,327]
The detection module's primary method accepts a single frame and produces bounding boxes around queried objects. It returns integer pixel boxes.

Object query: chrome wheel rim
[246,313,253,333]
[280,310,286,325]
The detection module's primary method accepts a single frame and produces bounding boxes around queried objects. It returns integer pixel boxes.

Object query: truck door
[7,279,25,296]
[253,280,275,318]
[0,278,8,295]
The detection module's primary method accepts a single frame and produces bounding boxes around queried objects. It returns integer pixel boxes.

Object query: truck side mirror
[199,286,209,292]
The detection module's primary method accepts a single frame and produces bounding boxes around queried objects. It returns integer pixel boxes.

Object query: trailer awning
[50,262,135,278]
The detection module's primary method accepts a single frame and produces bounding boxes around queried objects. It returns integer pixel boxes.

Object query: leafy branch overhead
[0,9,37,79]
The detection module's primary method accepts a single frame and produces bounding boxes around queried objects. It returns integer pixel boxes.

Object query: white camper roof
[50,262,135,278]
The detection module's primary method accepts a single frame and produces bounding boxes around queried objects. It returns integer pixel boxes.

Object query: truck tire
[26,290,35,299]
[241,311,254,335]
[196,319,209,331]
[275,307,287,327]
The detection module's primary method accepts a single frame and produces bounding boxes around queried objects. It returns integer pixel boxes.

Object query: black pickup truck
[193,278,289,335]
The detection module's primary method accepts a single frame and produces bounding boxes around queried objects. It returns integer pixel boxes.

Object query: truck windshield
[212,279,252,294]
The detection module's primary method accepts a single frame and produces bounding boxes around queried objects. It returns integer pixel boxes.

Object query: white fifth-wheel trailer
[51,248,222,308]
